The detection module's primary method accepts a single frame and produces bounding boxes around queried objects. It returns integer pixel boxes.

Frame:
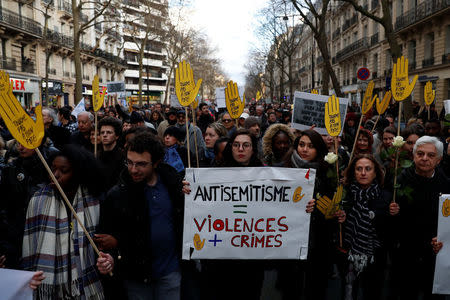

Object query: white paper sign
[444,100,450,115]
[0,269,34,300]
[71,98,86,118]
[291,91,349,135]
[215,86,245,109]
[170,94,182,108]
[182,167,315,260]
[433,194,450,294]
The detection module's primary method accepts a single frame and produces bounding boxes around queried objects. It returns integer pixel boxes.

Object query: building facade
[0,0,126,107]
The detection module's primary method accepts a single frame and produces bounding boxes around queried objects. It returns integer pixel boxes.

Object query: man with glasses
[174,110,206,162]
[98,132,185,300]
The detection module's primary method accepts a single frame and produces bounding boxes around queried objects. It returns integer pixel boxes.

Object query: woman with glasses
[278,129,345,300]
[220,112,236,138]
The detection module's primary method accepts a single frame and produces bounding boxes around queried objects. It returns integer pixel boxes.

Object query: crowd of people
[0,98,449,300]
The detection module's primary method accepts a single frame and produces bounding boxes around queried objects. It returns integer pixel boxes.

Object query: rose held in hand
[392,136,406,148]
[324,152,338,164]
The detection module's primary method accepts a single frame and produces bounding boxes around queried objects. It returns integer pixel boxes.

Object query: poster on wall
[182,167,315,260]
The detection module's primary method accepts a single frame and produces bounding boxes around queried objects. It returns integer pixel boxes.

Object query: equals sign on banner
[233,205,247,214]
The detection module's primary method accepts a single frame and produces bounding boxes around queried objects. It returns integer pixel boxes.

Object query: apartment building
[0,0,126,107]
[122,0,168,104]
[271,0,450,111]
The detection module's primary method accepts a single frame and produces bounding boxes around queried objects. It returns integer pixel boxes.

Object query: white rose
[392,136,406,148]
[324,152,338,164]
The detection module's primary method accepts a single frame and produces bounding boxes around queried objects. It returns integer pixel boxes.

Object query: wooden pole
[185,106,191,168]
[191,105,200,168]
[334,137,343,248]
[94,112,98,158]
[348,115,364,163]
[427,105,430,122]
[371,115,380,134]
[392,102,403,204]
[35,148,112,275]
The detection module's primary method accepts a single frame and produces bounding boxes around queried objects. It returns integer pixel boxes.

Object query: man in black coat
[197,103,214,134]
[96,132,185,300]
[391,136,449,300]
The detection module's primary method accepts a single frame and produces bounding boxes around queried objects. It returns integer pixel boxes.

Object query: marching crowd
[0,99,449,300]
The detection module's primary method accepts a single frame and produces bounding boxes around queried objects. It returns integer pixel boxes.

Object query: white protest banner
[182,167,315,260]
[71,98,86,118]
[444,100,450,115]
[433,194,450,294]
[291,91,349,135]
[0,268,34,300]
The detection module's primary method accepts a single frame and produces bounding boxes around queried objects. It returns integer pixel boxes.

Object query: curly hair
[98,116,123,137]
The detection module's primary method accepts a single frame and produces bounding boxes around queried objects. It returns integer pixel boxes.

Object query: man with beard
[197,103,214,134]
[157,108,178,138]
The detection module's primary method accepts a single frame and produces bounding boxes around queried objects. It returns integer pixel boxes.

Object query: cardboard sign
[182,167,316,260]
[316,185,343,219]
[376,91,391,115]
[0,269,34,300]
[361,80,376,114]
[292,91,349,136]
[433,195,450,294]
[424,81,435,106]
[324,95,342,137]
[175,60,202,107]
[391,56,418,101]
[0,71,44,149]
[92,75,106,112]
[256,91,262,101]
[311,89,319,95]
[225,80,245,119]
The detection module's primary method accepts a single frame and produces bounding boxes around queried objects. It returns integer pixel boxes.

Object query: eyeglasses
[222,119,232,123]
[232,142,252,150]
[126,159,152,169]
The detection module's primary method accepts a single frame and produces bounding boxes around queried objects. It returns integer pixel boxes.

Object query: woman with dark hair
[201,122,227,166]
[22,144,112,299]
[278,129,345,300]
[342,154,389,300]
[343,112,359,150]
[401,124,425,159]
[149,110,165,129]
[354,129,374,156]
[262,123,295,166]
[375,126,396,168]
[222,128,263,167]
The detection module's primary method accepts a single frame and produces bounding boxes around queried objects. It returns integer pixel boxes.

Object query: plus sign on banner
[357,67,370,81]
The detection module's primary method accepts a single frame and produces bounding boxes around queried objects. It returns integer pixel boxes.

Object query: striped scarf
[22,185,104,300]
[344,183,381,275]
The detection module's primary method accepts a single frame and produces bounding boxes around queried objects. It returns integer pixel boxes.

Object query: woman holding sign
[342,154,389,300]
[279,129,345,300]
[22,145,113,299]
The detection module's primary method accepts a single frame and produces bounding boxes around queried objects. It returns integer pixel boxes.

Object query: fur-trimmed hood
[262,123,295,158]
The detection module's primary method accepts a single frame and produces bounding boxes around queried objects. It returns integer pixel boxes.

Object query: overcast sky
[190,0,268,86]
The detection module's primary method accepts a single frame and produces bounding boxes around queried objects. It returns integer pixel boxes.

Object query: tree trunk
[164,65,174,105]
[138,45,144,107]
[288,55,293,103]
[73,0,82,105]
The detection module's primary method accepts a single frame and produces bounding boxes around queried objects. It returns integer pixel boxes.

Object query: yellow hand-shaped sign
[424,81,435,106]
[175,60,202,107]
[193,233,205,250]
[0,71,44,149]
[361,80,376,114]
[443,199,450,217]
[225,80,245,119]
[311,89,319,95]
[316,185,343,219]
[376,91,391,115]
[324,95,341,137]
[292,186,305,203]
[256,91,262,101]
[92,75,106,112]
[391,56,418,101]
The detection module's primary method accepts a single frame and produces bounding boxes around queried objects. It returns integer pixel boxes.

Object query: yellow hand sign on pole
[376,90,392,115]
[391,56,418,102]
[193,233,205,250]
[361,80,376,114]
[256,91,262,101]
[175,60,202,107]
[316,185,343,219]
[92,75,105,112]
[0,71,44,149]
[225,80,245,119]
[424,81,435,106]
[311,89,319,95]
[324,95,341,137]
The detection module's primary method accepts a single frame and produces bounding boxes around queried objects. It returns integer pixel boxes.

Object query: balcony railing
[443,53,450,64]
[332,27,341,40]
[395,0,450,31]
[0,7,43,36]
[370,32,379,46]
[0,57,35,73]
[0,57,17,71]
[336,37,369,62]
[58,0,72,14]
[422,57,435,68]
[342,14,358,32]
[47,68,57,75]
[371,0,378,10]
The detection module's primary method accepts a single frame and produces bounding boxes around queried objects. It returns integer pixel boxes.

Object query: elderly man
[42,107,70,149]
[390,136,449,300]
[70,111,94,151]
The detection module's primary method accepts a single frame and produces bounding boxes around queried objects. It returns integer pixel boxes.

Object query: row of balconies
[0,7,42,36]
[395,0,450,31]
[336,37,369,62]
[0,57,35,73]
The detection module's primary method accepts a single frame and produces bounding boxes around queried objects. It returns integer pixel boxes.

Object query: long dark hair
[222,129,262,167]
[343,153,385,187]
[284,129,328,167]
[49,144,106,196]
